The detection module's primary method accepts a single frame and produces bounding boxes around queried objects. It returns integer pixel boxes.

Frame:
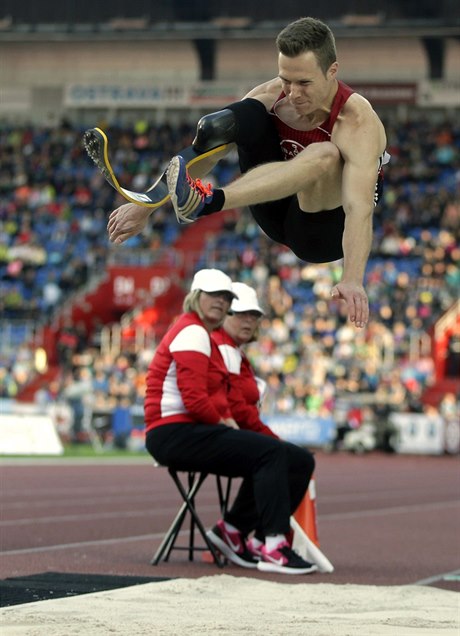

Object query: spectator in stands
[61,366,93,443]
[439,392,459,424]
[41,271,62,316]
[144,268,316,575]
[0,367,18,398]
[56,319,80,370]
[1,114,457,429]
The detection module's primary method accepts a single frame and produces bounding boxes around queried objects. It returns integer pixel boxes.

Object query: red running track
[1,452,459,589]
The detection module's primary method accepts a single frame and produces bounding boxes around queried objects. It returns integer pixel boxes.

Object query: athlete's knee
[299,141,341,174]
[193,98,270,153]
[192,109,238,153]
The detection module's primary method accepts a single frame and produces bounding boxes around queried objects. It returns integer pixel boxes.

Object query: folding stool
[151,467,233,568]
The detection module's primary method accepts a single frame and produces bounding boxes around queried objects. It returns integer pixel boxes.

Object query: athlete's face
[278,51,338,116]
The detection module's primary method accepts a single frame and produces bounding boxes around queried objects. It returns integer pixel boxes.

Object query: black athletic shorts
[236,111,383,264]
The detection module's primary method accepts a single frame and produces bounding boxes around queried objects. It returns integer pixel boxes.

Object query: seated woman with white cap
[213,282,278,439]
[211,282,315,562]
[145,269,316,575]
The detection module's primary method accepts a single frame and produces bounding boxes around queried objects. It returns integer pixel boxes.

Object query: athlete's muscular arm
[331,97,386,327]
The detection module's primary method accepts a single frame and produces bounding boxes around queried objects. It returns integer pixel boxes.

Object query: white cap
[230,282,264,315]
[191,268,238,298]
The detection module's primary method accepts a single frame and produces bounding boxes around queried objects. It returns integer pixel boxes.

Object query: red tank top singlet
[270,80,354,160]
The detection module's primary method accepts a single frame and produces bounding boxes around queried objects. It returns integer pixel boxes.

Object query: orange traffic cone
[293,477,319,546]
[290,476,334,573]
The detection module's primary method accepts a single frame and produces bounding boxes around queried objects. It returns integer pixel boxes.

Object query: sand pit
[1,575,459,635]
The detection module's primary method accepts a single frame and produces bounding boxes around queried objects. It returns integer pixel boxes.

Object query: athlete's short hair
[276,17,337,75]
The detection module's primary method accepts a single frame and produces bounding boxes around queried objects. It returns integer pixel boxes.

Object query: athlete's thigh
[248,197,292,247]
[296,143,343,212]
[283,201,345,263]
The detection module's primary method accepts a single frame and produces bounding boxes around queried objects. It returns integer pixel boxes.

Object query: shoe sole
[206,530,258,569]
[166,157,180,218]
[166,157,194,225]
[257,561,318,575]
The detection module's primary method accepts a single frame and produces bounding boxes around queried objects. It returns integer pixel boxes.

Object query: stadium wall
[1,37,459,123]
[4,37,460,86]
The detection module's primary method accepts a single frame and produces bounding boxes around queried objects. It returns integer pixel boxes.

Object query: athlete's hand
[107,203,151,244]
[330,282,369,328]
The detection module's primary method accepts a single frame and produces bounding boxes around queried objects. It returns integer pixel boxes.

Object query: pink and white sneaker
[207,520,258,569]
[246,538,264,561]
[257,541,318,575]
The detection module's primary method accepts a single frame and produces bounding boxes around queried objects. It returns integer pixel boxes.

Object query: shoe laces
[186,174,212,199]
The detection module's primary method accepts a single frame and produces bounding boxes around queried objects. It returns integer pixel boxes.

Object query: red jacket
[144,312,232,432]
[212,327,278,439]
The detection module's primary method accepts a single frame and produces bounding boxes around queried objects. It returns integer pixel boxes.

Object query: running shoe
[257,541,318,575]
[166,155,214,224]
[207,520,258,569]
[246,538,264,561]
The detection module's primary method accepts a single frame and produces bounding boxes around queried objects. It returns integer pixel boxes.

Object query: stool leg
[151,499,189,565]
[188,472,196,562]
[151,470,225,568]
[216,475,233,516]
[171,471,225,567]
[151,471,204,565]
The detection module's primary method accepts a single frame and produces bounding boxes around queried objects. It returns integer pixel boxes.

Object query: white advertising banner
[64,84,188,107]
[64,83,248,108]
[390,412,446,455]
[0,414,64,456]
[418,81,460,107]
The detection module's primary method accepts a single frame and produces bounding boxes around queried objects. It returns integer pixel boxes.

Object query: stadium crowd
[0,115,458,442]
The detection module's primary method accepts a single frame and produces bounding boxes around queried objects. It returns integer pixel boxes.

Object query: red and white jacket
[212,327,279,439]
[144,312,232,432]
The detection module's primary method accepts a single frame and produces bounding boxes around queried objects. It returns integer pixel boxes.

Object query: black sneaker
[257,541,318,575]
[207,520,258,569]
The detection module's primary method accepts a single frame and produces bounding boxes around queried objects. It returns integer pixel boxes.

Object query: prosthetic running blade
[83,127,227,209]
